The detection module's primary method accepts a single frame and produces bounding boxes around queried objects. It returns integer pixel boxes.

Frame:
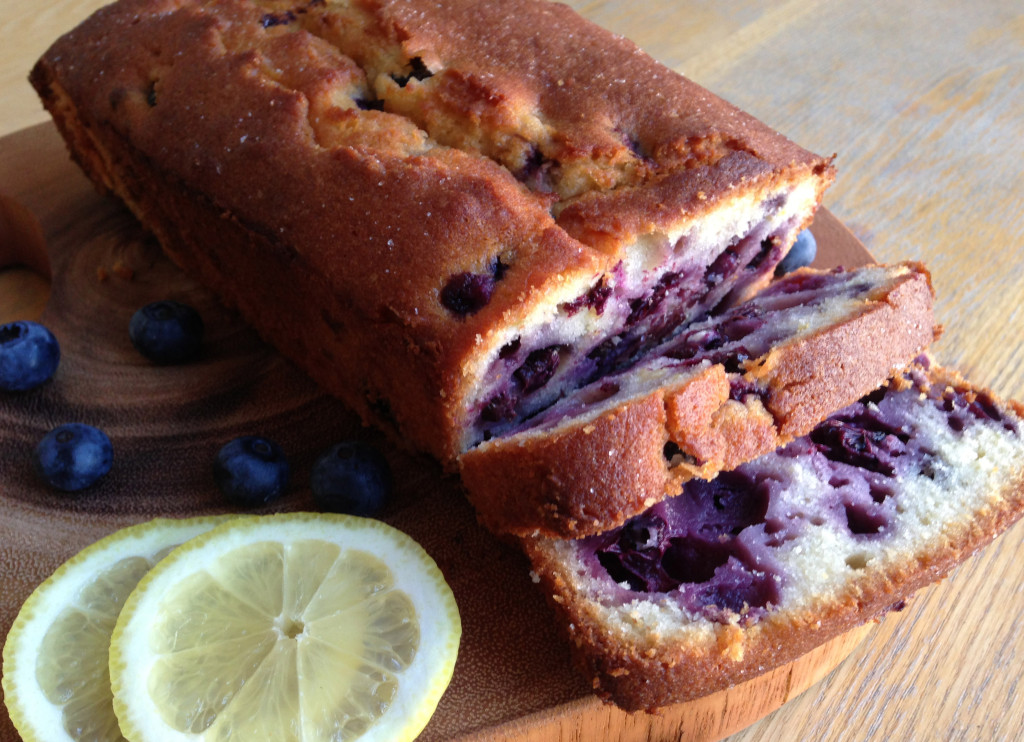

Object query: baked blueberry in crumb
[0,321,60,391]
[597,513,674,592]
[440,272,495,316]
[747,236,778,271]
[260,10,296,28]
[35,423,112,492]
[809,415,908,476]
[560,279,612,317]
[492,255,510,281]
[703,248,740,289]
[619,514,667,551]
[354,97,385,111]
[514,345,564,393]
[481,390,518,423]
[516,146,558,192]
[311,441,392,516]
[663,440,684,461]
[391,56,433,87]
[129,300,204,364]
[498,337,521,359]
[213,436,290,506]
[775,229,817,275]
[844,502,888,535]
[627,271,682,325]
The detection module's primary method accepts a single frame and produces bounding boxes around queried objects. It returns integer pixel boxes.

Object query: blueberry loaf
[523,363,1024,711]
[31,0,834,466]
[460,262,935,538]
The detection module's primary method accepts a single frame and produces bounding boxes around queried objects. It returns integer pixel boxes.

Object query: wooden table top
[2,2,1023,741]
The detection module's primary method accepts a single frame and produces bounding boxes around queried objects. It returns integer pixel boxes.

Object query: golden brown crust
[754,264,938,436]
[459,264,936,539]
[31,0,833,466]
[664,365,787,472]
[461,381,692,538]
[555,152,825,254]
[330,0,833,205]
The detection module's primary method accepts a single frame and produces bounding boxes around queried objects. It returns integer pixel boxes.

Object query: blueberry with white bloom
[0,321,60,391]
[311,441,393,516]
[35,423,113,492]
[214,436,291,506]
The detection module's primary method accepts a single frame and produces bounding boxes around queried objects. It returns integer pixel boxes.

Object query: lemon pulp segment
[35,556,151,742]
[144,541,418,739]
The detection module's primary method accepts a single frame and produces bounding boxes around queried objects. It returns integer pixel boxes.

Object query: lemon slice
[2,516,232,742]
[109,512,461,742]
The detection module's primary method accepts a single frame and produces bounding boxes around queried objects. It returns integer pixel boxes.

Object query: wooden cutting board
[0,121,876,742]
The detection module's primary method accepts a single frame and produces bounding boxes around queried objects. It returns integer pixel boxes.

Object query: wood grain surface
[2,1,1024,741]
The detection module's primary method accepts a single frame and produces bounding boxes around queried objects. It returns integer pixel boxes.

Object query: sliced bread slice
[460,262,935,538]
[522,362,1024,710]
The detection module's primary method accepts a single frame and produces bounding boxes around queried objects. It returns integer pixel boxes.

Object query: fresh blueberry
[311,441,392,516]
[129,300,204,364]
[0,321,60,391]
[775,229,817,276]
[213,436,290,506]
[35,423,113,492]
